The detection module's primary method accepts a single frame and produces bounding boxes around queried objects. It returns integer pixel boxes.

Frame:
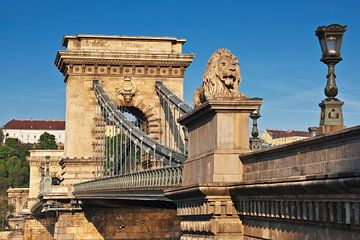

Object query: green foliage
[4,138,31,160]
[0,129,3,144]
[0,138,30,230]
[0,139,30,192]
[0,195,14,230]
[38,132,57,150]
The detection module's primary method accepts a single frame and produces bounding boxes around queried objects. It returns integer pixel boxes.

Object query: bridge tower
[55,35,194,185]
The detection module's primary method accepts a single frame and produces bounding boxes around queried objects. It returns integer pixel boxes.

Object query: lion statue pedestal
[166,49,263,239]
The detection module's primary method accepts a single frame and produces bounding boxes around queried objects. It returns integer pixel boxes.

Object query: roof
[3,119,65,131]
[265,129,310,139]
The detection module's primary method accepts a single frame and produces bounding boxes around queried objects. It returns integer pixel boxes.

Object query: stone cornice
[178,98,263,127]
[231,173,360,195]
[55,50,195,75]
[62,34,187,47]
[165,183,234,201]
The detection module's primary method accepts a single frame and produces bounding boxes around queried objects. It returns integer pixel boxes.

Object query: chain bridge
[19,34,360,240]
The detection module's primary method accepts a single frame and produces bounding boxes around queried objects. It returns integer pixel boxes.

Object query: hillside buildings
[2,119,65,144]
[261,129,310,146]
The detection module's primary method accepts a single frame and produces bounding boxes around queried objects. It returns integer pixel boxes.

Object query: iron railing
[74,166,183,192]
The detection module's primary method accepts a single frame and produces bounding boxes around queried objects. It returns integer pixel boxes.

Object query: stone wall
[0,230,23,240]
[54,212,103,240]
[52,205,180,240]
[0,232,12,240]
[23,217,55,240]
[241,126,360,182]
[7,188,29,217]
[232,126,360,240]
[82,205,180,239]
[10,203,180,240]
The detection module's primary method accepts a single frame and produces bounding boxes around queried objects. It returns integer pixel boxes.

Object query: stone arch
[115,95,160,141]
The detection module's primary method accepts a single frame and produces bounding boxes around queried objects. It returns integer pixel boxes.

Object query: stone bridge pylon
[55,35,194,185]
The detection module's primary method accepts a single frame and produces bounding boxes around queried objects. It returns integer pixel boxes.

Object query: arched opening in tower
[118,106,149,133]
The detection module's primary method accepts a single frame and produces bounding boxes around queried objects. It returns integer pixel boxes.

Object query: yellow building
[261,129,310,147]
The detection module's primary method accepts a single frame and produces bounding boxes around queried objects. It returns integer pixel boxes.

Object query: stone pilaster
[166,97,262,239]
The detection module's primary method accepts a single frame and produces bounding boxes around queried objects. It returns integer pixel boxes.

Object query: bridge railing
[74,166,183,192]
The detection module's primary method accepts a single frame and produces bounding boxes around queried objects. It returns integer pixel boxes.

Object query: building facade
[2,119,65,144]
[261,129,310,146]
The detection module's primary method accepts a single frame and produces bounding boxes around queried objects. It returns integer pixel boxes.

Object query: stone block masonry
[82,205,180,239]
[241,125,360,182]
[51,205,180,240]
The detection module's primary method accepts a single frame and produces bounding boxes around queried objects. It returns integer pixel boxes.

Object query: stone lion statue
[194,48,243,107]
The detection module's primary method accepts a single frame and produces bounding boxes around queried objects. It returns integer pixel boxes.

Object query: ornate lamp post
[315,24,347,134]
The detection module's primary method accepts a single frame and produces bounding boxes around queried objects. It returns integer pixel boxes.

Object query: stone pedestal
[166,97,262,239]
[180,98,262,185]
[250,137,262,150]
[318,98,345,134]
[59,157,101,188]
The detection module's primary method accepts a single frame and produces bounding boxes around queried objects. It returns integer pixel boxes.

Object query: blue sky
[0,0,359,132]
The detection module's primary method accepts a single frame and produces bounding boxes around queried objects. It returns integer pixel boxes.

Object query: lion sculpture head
[194,49,242,107]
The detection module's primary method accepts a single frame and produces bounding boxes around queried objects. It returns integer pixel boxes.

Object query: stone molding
[178,97,263,126]
[177,198,237,217]
[29,161,60,167]
[232,174,360,195]
[64,63,186,78]
[236,198,360,226]
[55,51,193,78]
[59,157,98,165]
[166,185,242,236]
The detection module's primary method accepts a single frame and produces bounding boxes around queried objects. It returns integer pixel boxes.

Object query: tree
[0,194,14,230]
[0,138,30,230]
[0,129,3,144]
[38,132,57,150]
[4,138,30,160]
[0,139,30,192]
